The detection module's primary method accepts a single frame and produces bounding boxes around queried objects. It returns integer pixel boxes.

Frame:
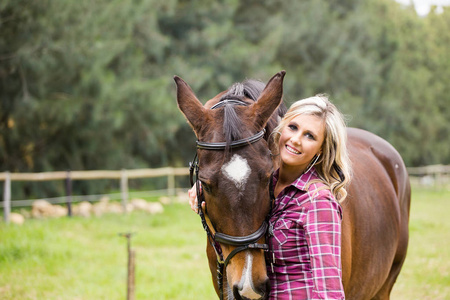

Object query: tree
[1,0,449,199]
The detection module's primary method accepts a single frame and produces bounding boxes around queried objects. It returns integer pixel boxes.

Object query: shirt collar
[273,167,319,192]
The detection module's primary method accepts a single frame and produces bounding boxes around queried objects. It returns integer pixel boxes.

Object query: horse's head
[175,71,285,300]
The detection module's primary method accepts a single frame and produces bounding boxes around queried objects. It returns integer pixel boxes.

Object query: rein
[189,99,273,300]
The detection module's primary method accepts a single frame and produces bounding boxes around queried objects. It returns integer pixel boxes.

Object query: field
[1,186,449,299]
[391,187,450,300]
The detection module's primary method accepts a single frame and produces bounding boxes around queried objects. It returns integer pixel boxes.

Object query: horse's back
[341,128,411,299]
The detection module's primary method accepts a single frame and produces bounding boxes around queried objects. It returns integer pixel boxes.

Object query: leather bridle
[189,99,274,300]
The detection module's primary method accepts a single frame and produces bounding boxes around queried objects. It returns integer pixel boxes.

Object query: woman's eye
[306,133,316,140]
[288,124,297,131]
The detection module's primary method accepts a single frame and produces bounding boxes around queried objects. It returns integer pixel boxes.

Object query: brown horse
[174,71,411,300]
[342,128,411,299]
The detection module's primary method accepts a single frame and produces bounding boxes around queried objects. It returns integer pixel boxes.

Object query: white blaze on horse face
[221,154,251,191]
[238,253,261,299]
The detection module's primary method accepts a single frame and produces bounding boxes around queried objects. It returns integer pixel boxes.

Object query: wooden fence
[2,165,449,224]
[406,164,450,187]
[1,167,190,224]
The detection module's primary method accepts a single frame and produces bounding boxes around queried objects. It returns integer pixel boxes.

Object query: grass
[0,202,216,300]
[391,186,450,300]
[1,186,449,299]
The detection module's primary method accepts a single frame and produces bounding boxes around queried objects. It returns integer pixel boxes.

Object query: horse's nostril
[233,277,269,300]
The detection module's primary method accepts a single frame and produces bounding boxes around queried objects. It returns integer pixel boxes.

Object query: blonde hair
[273,94,351,202]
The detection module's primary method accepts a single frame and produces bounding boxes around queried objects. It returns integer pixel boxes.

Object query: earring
[303,153,321,174]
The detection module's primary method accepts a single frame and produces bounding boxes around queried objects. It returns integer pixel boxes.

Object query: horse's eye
[201,181,211,193]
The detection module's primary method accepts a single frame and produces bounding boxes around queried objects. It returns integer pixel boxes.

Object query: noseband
[189,99,273,300]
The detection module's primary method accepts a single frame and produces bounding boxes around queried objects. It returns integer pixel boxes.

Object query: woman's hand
[188,182,205,214]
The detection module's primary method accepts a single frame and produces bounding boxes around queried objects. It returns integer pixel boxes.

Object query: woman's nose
[290,133,302,145]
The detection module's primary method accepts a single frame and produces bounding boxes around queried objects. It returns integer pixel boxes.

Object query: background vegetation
[1,0,449,198]
[0,186,449,299]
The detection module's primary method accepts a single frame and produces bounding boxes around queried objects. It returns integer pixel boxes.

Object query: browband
[196,129,265,150]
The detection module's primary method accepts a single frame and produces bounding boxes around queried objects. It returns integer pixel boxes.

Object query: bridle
[189,99,274,300]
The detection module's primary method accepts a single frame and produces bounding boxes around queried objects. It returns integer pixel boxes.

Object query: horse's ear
[174,75,206,133]
[251,70,285,129]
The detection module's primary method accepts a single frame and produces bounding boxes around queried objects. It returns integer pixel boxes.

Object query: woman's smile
[278,114,325,172]
[286,144,301,155]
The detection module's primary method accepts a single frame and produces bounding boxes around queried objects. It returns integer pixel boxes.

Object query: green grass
[0,203,216,300]
[1,186,449,299]
[391,187,450,300]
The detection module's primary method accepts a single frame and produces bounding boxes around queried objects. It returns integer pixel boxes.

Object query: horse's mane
[219,79,287,149]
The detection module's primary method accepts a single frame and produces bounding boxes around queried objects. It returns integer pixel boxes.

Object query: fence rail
[1,167,190,224]
[0,167,190,181]
[2,165,449,223]
[407,164,450,187]
[406,164,450,176]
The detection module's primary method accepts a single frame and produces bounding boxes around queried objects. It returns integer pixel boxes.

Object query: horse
[174,71,411,300]
[341,128,411,299]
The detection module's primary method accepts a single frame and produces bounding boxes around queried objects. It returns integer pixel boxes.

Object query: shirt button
[268,224,274,236]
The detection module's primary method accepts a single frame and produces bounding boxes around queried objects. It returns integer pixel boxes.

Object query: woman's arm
[304,197,345,300]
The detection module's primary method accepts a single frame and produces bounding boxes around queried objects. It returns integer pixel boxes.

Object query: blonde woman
[189,94,351,299]
[266,94,350,299]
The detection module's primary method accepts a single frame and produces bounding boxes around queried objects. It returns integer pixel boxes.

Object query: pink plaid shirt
[266,168,345,299]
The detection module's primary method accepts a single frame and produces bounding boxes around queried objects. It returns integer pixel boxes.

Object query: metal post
[128,248,135,300]
[3,171,11,224]
[65,170,72,217]
[121,169,128,213]
[119,232,135,300]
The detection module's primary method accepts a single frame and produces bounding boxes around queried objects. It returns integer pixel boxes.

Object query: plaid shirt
[266,168,345,299]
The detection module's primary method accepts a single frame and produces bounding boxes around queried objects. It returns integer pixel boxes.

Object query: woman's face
[279,114,325,172]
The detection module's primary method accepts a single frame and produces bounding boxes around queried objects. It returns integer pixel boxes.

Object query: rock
[126,203,134,213]
[92,202,106,217]
[159,196,171,205]
[52,205,68,218]
[130,198,164,214]
[92,196,112,216]
[99,196,110,204]
[31,200,53,218]
[106,202,123,214]
[74,201,92,217]
[131,198,148,210]
[10,212,25,225]
[147,202,164,214]
[31,200,67,218]
[19,208,31,219]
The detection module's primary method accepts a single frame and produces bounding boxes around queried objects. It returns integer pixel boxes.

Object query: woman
[189,95,351,299]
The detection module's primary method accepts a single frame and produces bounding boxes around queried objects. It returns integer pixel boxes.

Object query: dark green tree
[1,0,449,199]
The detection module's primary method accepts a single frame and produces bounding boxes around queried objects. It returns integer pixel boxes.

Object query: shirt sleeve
[304,195,345,299]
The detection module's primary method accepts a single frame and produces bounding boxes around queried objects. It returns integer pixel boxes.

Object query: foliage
[1,0,449,197]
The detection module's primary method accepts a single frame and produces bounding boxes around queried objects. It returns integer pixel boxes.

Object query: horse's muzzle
[233,276,270,300]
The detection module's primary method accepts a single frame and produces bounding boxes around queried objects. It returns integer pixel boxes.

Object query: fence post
[3,171,11,224]
[65,170,72,217]
[121,169,129,213]
[168,167,175,198]
[119,232,135,300]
